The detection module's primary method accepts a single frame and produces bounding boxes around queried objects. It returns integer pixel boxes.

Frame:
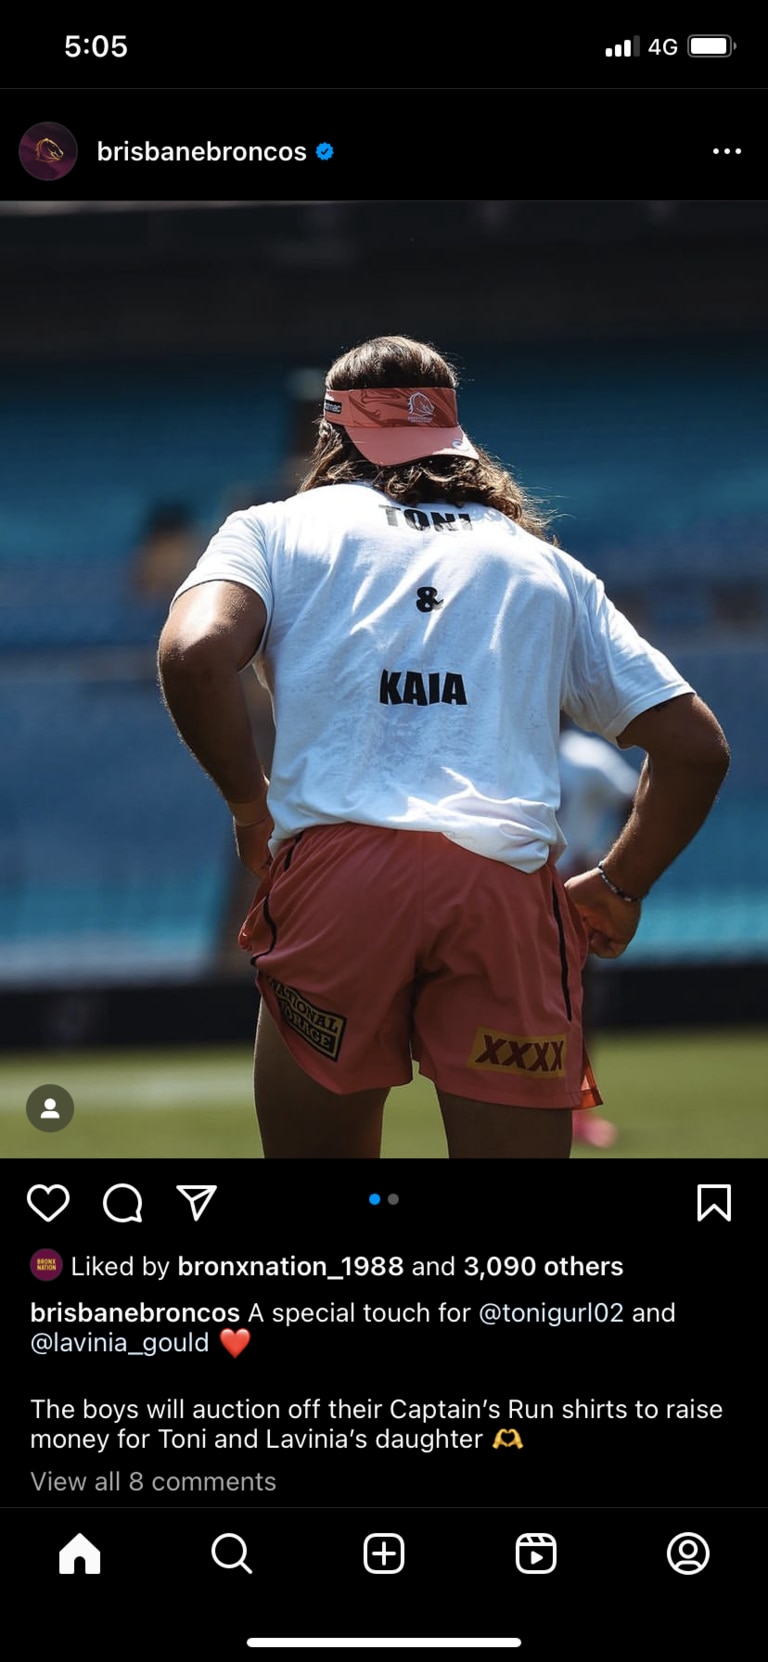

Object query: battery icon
[687,35,732,55]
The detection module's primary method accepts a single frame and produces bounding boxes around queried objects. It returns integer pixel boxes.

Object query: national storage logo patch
[270,979,346,1060]
[469,1030,566,1076]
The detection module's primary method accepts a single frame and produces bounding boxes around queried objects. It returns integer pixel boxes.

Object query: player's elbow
[702,727,730,786]
[157,617,228,694]
[158,584,266,689]
[623,694,730,786]
[678,700,730,786]
[654,703,730,813]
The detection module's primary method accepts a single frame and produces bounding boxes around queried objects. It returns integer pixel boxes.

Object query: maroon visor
[323,386,478,464]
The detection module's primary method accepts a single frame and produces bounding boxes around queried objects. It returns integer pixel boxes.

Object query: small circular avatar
[26,1083,76,1132]
[19,122,78,181]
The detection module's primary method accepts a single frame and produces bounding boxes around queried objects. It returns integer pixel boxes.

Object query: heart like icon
[27,1184,70,1221]
[219,1328,251,1358]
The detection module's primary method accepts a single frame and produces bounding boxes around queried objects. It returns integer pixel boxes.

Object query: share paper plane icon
[176,1184,217,1221]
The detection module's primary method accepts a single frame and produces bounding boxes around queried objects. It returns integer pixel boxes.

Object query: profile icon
[19,122,78,181]
[666,1532,710,1574]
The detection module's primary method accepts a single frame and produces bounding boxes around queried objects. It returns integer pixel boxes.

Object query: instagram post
[2,39,766,1656]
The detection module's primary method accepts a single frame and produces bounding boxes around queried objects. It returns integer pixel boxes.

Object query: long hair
[298,335,555,540]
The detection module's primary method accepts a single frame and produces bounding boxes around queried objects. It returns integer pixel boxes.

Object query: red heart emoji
[219,1328,251,1358]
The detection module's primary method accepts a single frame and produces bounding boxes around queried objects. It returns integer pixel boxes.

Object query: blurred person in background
[557,726,640,1148]
[132,503,205,601]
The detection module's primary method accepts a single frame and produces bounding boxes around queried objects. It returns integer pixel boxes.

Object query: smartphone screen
[2,31,765,1657]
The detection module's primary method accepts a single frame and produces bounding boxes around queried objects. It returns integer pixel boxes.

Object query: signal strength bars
[606,37,640,56]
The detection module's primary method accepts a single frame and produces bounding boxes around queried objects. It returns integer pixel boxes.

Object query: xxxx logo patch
[469,1030,566,1076]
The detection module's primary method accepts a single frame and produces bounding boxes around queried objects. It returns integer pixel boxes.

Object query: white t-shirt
[173,482,693,870]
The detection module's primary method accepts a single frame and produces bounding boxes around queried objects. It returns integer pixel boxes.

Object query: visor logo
[407,392,436,424]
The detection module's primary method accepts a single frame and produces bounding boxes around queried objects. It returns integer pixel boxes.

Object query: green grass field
[1,1028,765,1158]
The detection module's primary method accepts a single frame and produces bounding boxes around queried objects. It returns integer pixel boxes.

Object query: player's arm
[157,580,273,876]
[565,692,729,958]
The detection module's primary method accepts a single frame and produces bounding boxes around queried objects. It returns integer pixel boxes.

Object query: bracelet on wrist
[597,861,645,904]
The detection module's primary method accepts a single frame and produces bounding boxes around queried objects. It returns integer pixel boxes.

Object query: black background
[1,89,762,195]
[3,27,766,1657]
[8,1159,760,1653]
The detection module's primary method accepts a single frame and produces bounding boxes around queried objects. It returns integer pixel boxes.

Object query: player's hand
[564,869,642,959]
[233,811,274,880]
[227,789,274,880]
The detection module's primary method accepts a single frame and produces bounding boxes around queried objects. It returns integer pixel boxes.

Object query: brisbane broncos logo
[34,137,65,164]
[407,391,436,425]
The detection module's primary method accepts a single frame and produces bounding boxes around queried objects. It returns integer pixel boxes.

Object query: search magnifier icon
[211,1533,252,1574]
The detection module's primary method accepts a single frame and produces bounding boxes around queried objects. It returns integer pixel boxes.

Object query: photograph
[1,197,766,1158]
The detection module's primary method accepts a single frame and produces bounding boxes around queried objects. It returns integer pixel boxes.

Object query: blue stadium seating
[0,677,233,983]
[1,347,766,976]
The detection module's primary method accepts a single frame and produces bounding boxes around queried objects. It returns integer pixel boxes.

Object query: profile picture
[18,122,78,181]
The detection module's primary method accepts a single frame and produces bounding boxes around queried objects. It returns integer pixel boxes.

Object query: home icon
[59,1533,100,1575]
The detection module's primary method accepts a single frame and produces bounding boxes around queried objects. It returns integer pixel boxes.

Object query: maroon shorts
[239,824,600,1108]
